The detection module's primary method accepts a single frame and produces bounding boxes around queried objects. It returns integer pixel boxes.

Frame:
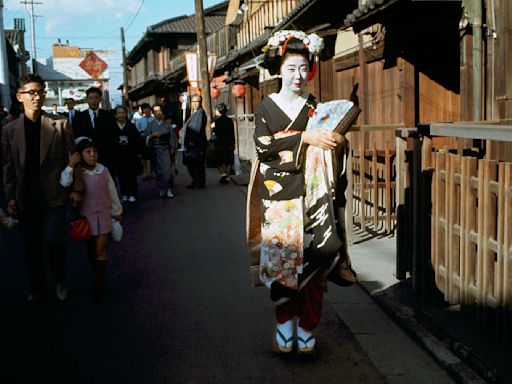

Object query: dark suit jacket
[73,108,115,168]
[1,113,85,211]
[184,108,207,151]
[62,109,78,126]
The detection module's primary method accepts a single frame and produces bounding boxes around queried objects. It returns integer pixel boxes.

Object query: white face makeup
[279,54,309,94]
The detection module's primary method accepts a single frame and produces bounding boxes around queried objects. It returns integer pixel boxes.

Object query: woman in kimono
[247,30,353,355]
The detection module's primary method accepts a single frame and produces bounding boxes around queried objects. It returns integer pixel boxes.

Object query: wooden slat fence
[350,143,396,233]
[431,151,512,339]
[230,114,256,161]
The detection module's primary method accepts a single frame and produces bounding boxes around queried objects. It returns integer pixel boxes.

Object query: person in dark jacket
[112,106,142,202]
[211,103,235,184]
[72,87,116,173]
[184,94,207,189]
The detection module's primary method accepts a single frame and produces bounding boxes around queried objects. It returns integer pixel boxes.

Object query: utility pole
[0,0,11,110]
[21,0,42,74]
[194,0,212,135]
[121,27,129,110]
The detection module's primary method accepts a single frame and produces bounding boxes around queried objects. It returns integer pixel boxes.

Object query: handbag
[70,217,91,243]
[111,219,123,242]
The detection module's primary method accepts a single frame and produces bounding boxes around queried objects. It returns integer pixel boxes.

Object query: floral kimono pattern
[248,95,355,296]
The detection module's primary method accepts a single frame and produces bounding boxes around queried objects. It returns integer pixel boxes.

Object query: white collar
[117,121,126,129]
[269,92,309,121]
[82,163,105,175]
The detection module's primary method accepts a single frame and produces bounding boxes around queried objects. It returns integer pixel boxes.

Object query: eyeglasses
[18,89,47,98]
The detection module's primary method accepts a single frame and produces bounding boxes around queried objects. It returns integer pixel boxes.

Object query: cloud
[5,0,142,33]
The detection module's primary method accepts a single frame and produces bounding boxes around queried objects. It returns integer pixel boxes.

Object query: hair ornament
[263,30,324,57]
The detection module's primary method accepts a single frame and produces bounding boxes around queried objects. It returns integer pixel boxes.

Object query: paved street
[0,165,450,384]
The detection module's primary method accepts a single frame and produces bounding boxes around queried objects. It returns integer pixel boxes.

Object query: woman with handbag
[60,137,122,300]
[246,30,357,355]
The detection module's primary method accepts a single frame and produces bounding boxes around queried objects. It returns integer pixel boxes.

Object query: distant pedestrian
[60,137,122,301]
[63,98,77,126]
[211,103,235,184]
[184,94,207,189]
[2,74,84,302]
[135,103,154,179]
[112,106,142,202]
[145,104,175,198]
[50,103,60,115]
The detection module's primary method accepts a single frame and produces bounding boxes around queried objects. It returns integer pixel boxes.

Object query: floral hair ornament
[263,30,324,81]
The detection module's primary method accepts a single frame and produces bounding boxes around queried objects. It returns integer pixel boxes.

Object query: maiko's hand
[332,132,346,146]
[70,192,82,207]
[302,130,338,150]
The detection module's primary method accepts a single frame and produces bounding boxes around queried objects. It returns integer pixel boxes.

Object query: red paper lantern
[210,86,220,99]
[232,83,246,98]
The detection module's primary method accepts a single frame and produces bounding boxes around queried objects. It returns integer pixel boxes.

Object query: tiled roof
[127,1,227,64]
[343,0,399,28]
[150,14,225,34]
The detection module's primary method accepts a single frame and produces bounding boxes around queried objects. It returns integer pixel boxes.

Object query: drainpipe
[0,0,11,111]
[472,0,482,122]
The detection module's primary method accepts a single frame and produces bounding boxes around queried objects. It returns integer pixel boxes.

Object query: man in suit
[73,87,115,172]
[184,94,207,189]
[2,74,84,302]
[62,98,77,126]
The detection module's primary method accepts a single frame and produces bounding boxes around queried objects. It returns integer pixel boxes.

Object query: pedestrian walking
[145,104,175,198]
[246,31,356,354]
[2,74,84,302]
[60,137,122,301]
[184,94,207,189]
[135,103,154,179]
[112,106,142,202]
[211,103,235,184]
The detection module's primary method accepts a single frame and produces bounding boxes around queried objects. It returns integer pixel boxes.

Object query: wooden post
[359,136,366,231]
[194,0,212,133]
[346,133,354,244]
[372,142,378,229]
[385,142,392,233]
[396,136,407,206]
[121,27,129,110]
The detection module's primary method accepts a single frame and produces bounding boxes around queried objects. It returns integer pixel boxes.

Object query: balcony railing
[236,0,300,49]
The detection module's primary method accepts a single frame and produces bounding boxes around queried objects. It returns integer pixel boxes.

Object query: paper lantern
[232,83,246,98]
[210,86,220,99]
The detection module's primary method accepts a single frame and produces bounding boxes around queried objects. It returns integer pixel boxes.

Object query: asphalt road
[0,165,386,384]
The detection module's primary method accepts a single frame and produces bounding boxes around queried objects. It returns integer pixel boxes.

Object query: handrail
[421,122,512,142]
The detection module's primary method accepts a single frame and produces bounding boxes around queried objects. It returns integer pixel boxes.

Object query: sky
[3,0,225,104]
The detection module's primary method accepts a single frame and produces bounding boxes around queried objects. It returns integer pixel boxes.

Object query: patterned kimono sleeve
[254,108,304,172]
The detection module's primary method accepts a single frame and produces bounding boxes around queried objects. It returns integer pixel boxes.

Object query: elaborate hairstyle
[86,87,102,97]
[262,30,324,80]
[17,74,45,90]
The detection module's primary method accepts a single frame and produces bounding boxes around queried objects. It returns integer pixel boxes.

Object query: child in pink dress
[60,137,122,300]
